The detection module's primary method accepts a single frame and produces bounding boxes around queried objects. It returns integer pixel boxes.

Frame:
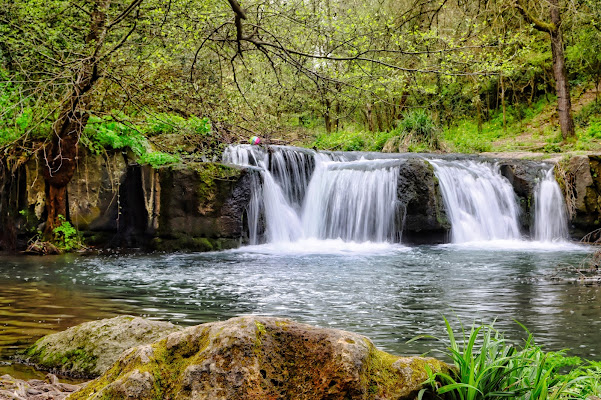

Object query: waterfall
[430,160,522,243]
[302,159,401,242]
[268,146,315,209]
[223,145,401,244]
[533,167,569,242]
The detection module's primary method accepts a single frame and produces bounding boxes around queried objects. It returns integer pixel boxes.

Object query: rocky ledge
[15,316,448,400]
[0,373,84,400]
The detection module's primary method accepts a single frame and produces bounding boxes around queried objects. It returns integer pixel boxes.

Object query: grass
[415,318,601,400]
[312,128,398,152]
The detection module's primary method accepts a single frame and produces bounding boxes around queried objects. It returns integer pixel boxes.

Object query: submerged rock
[0,373,84,400]
[21,316,181,379]
[71,316,448,400]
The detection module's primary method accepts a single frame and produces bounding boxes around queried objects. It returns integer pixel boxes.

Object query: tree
[514,0,575,139]
[1,0,148,232]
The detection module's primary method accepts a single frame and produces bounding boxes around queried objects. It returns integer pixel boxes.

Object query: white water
[302,159,401,242]
[430,160,522,243]
[225,146,575,250]
[223,145,402,245]
[533,167,569,242]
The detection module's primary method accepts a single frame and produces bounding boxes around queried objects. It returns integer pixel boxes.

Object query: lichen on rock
[20,316,181,379]
[70,316,448,400]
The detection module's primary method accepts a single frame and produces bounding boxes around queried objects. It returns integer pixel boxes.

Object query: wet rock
[154,162,256,250]
[0,373,84,400]
[398,160,449,244]
[21,316,181,379]
[71,316,448,400]
[563,155,601,239]
[498,160,549,230]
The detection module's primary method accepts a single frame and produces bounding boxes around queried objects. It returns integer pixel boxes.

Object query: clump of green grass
[415,317,600,400]
[390,110,443,152]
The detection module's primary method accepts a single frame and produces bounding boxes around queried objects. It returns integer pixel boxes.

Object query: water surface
[0,242,598,365]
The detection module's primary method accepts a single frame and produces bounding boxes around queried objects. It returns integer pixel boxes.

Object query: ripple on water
[0,245,598,361]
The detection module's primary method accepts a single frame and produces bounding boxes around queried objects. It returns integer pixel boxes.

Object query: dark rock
[398,160,449,244]
[498,160,548,232]
[155,162,257,249]
[70,316,448,400]
[563,155,601,239]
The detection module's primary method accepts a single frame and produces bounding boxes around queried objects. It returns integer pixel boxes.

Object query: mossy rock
[21,316,181,379]
[71,316,448,400]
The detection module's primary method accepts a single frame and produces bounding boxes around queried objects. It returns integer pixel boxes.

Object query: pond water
[1,240,599,367]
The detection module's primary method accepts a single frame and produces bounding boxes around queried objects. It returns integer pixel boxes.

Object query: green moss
[254,321,267,355]
[359,340,447,399]
[25,344,98,377]
[71,329,212,400]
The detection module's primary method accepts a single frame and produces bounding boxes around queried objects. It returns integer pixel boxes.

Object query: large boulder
[71,316,448,400]
[398,160,449,244]
[21,316,181,379]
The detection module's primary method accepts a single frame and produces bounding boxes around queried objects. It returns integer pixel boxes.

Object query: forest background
[2,0,601,231]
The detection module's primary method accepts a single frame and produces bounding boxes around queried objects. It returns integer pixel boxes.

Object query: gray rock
[21,316,181,378]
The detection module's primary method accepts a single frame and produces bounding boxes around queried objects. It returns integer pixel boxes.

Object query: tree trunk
[324,98,332,134]
[549,0,575,139]
[43,0,110,234]
[43,108,90,233]
[501,74,507,134]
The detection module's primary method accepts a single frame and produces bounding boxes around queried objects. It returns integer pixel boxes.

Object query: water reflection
[0,245,598,362]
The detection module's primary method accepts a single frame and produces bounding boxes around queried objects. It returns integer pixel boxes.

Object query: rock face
[71,316,448,400]
[21,316,181,379]
[559,155,601,239]
[13,150,257,251]
[153,163,254,251]
[398,160,449,244]
[498,159,549,231]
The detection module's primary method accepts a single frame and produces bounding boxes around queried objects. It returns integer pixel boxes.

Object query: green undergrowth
[81,113,211,168]
[311,110,442,152]
[415,318,601,400]
[312,128,398,151]
[309,93,601,154]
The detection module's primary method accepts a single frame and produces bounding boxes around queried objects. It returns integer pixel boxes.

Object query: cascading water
[223,145,302,244]
[533,167,569,242]
[302,159,401,242]
[429,160,522,243]
[223,145,401,244]
[225,145,573,247]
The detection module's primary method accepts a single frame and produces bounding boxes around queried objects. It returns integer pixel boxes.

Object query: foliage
[312,128,397,152]
[416,318,600,400]
[52,215,82,252]
[393,110,442,152]
[138,151,181,168]
[81,114,184,167]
